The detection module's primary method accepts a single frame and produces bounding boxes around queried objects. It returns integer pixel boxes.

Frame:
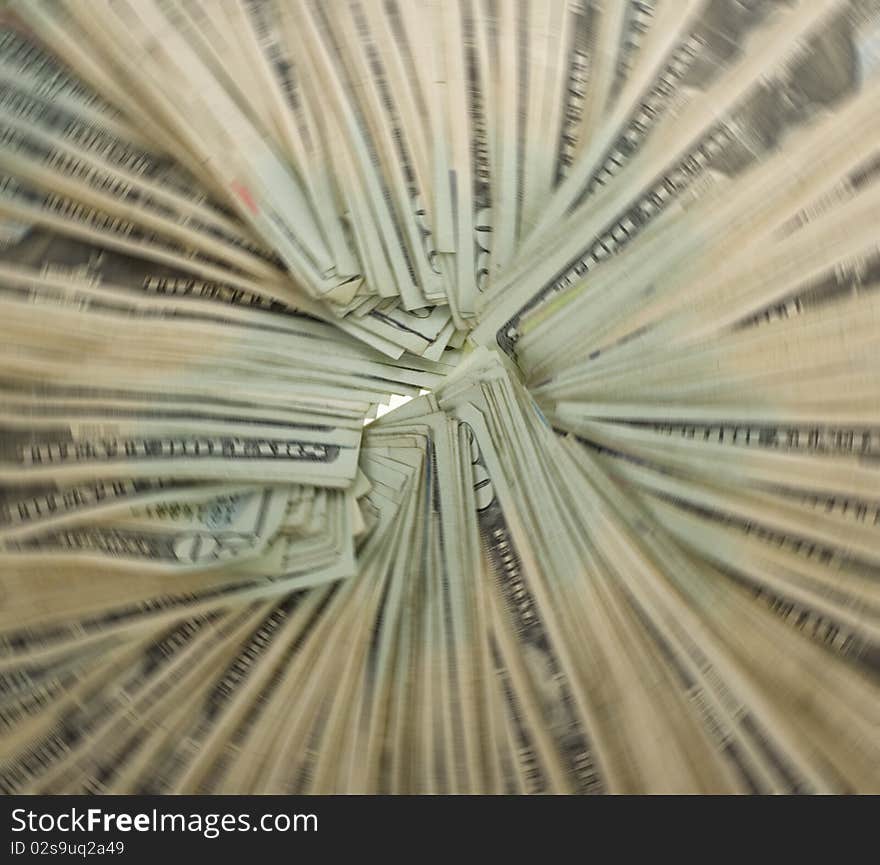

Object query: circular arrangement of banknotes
[1,1,879,794]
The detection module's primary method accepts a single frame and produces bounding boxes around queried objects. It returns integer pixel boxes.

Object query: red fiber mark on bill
[231,181,258,215]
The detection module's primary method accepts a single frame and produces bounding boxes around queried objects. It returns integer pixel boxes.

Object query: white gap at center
[365,389,432,425]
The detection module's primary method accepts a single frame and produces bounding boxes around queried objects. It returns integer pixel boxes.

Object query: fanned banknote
[1,0,878,795]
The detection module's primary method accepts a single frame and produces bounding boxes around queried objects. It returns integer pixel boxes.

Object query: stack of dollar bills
[1,0,879,793]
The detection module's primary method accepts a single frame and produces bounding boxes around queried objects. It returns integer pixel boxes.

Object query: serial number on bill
[10,841,125,857]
